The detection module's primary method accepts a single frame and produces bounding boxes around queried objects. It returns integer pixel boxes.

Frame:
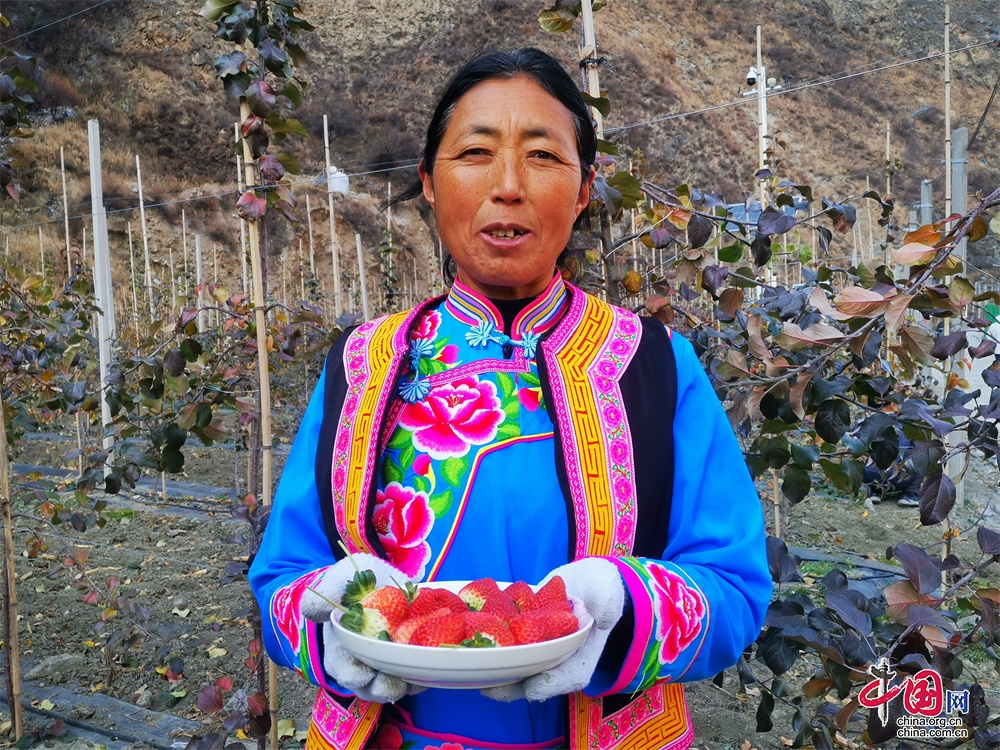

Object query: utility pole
[952,128,968,261]
[756,26,766,173]
[87,121,116,467]
[756,24,768,208]
[136,155,155,318]
[885,122,892,196]
[60,147,72,280]
[356,233,370,320]
[920,179,933,225]
[323,115,343,317]
[579,0,604,139]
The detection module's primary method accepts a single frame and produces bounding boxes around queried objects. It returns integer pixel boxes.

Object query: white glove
[321,621,425,703]
[298,553,423,703]
[299,553,410,623]
[481,557,625,703]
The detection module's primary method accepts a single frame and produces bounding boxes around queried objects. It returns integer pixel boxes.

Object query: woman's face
[419,76,593,300]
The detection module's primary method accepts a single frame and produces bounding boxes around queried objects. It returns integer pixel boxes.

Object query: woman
[249,48,771,750]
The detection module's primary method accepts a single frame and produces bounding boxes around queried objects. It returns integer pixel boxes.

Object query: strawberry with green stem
[331,542,414,639]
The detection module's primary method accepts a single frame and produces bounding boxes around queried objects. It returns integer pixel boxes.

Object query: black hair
[389,48,597,285]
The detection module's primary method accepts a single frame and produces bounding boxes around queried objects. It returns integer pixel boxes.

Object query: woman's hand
[300,552,424,703]
[481,557,625,702]
[321,622,425,703]
[300,553,409,622]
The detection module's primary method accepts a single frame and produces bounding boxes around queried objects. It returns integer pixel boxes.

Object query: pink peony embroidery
[413,454,432,476]
[610,439,628,463]
[611,338,631,356]
[518,386,541,412]
[274,568,326,653]
[373,483,434,578]
[424,744,465,750]
[435,343,459,365]
[412,310,442,342]
[648,563,706,664]
[597,360,618,378]
[398,377,505,460]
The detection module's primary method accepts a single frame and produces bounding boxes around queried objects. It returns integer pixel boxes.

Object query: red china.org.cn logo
[858,657,970,741]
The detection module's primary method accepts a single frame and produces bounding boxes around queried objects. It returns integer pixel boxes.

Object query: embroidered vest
[309,286,690,750]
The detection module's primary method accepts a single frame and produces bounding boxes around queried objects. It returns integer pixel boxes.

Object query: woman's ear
[418,159,435,209]
[575,165,596,217]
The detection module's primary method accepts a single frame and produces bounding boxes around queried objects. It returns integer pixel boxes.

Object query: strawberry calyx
[342,569,378,607]
[461,631,500,648]
[338,602,367,633]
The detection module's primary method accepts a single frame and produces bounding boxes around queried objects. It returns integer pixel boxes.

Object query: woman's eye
[532,150,557,160]
[459,148,489,158]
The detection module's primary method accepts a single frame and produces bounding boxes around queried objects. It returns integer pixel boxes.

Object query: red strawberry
[463,612,514,647]
[394,607,451,645]
[504,581,535,612]
[480,592,519,624]
[410,613,467,647]
[410,587,468,618]
[509,610,579,645]
[459,578,503,611]
[531,576,571,613]
[361,586,411,623]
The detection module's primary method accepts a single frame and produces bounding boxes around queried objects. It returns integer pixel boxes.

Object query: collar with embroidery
[398,273,569,403]
[446,272,567,358]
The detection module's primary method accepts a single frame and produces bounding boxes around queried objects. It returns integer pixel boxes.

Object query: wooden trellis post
[235,122,250,294]
[1,386,23,740]
[238,98,279,749]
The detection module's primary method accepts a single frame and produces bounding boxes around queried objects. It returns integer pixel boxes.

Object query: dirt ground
[2,433,998,749]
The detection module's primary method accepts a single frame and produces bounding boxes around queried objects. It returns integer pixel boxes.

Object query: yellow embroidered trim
[571,684,690,750]
[550,294,617,557]
[342,311,409,553]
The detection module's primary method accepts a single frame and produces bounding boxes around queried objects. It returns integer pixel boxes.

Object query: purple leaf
[246,80,276,118]
[919,473,956,526]
[701,265,728,299]
[196,685,223,713]
[687,214,713,248]
[930,330,968,360]
[891,543,943,595]
[757,207,797,237]
[906,604,953,630]
[978,526,1000,556]
[970,339,997,359]
[236,191,266,221]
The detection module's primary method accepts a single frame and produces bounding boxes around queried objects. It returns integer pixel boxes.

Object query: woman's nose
[490,152,525,203]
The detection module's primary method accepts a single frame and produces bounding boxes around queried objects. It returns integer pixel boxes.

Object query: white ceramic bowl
[332,580,593,689]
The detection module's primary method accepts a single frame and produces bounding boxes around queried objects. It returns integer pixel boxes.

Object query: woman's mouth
[487,228,526,239]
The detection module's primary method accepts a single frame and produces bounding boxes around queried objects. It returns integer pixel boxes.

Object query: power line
[1,0,123,44]
[606,36,999,134]
[969,71,1000,149]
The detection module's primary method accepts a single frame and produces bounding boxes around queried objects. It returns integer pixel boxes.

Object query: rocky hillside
[4,0,1000,298]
